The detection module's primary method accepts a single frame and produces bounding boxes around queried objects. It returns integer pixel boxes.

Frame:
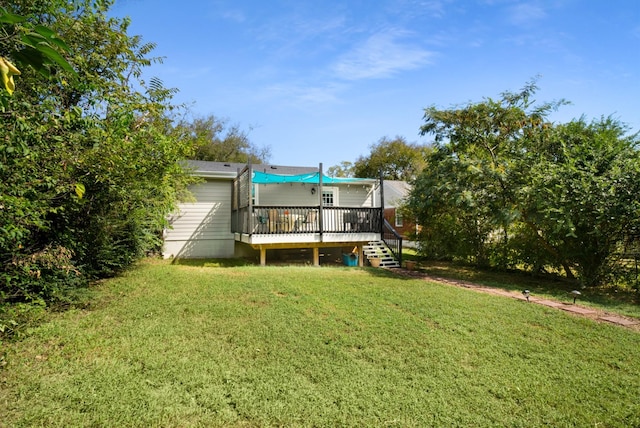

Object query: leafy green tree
[174,114,270,164]
[409,81,640,286]
[354,136,428,180]
[327,161,355,178]
[410,82,560,268]
[517,117,640,286]
[1,3,84,303]
[408,147,497,266]
[1,0,197,308]
[0,4,76,109]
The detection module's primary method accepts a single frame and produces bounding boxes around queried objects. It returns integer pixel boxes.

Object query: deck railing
[233,206,382,235]
[382,218,403,266]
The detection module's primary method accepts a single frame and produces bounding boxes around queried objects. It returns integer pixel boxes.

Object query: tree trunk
[523,219,576,280]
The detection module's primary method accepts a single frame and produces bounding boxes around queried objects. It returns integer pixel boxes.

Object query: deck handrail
[233,205,382,235]
[382,218,403,266]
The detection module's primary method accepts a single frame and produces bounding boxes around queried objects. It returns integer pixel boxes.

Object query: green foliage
[520,117,640,285]
[409,81,640,286]
[327,160,355,177]
[0,300,46,345]
[354,135,428,180]
[174,114,271,163]
[0,1,198,310]
[0,5,76,109]
[5,246,81,300]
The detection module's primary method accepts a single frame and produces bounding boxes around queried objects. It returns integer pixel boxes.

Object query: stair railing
[382,219,403,266]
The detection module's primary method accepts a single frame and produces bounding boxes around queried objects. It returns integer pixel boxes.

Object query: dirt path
[393,268,640,331]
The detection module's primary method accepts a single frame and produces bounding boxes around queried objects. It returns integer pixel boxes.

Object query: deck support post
[357,245,364,267]
[260,247,267,266]
[313,247,320,266]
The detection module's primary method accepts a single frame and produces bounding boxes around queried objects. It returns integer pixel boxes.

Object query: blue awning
[252,171,373,184]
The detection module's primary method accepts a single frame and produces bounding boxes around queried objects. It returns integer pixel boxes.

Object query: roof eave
[192,170,239,179]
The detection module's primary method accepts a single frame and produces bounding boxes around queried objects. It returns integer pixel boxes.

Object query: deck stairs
[363,240,400,268]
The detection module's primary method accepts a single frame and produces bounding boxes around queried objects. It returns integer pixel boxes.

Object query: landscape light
[571,290,581,304]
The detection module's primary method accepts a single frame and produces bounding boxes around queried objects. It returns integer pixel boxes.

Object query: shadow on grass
[170,257,417,281]
[172,258,253,268]
[408,259,640,317]
[170,255,640,314]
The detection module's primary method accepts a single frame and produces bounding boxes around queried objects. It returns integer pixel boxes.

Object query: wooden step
[363,241,400,268]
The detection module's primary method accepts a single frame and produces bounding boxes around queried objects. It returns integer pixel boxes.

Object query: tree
[517,117,640,286]
[1,0,197,307]
[411,81,564,269]
[408,81,640,286]
[173,114,270,164]
[0,4,76,109]
[354,136,428,180]
[327,161,355,178]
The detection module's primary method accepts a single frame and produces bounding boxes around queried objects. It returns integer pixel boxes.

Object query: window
[322,190,333,206]
[395,211,403,227]
[322,188,338,206]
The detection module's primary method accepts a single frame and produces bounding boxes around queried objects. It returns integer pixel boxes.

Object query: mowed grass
[407,259,640,319]
[1,260,639,427]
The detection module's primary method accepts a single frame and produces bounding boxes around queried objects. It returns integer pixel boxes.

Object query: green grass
[1,260,639,427]
[402,252,640,319]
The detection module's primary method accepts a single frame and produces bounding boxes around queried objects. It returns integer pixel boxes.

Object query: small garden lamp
[522,289,530,302]
[571,290,581,304]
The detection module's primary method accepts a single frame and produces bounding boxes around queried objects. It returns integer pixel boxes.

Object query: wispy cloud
[221,9,246,24]
[506,2,546,26]
[253,11,347,51]
[332,29,434,80]
[404,0,449,19]
[261,81,346,105]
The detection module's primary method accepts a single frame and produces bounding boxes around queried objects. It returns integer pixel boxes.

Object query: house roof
[186,160,375,184]
[186,160,319,179]
[383,180,411,207]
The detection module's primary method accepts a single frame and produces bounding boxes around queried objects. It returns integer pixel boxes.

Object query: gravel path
[393,268,640,331]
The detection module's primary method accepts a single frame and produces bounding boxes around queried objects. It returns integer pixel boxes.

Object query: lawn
[1,260,639,427]
[401,253,640,319]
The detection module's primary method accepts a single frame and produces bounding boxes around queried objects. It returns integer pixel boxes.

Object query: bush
[2,246,84,305]
[0,300,47,343]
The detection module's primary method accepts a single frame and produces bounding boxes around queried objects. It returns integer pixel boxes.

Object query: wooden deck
[232,206,383,265]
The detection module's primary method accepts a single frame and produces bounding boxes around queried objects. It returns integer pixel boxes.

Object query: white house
[163,161,403,266]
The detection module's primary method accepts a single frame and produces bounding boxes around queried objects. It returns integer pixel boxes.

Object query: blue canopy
[252,171,373,184]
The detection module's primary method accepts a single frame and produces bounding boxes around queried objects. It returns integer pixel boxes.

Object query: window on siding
[322,188,337,206]
[395,211,403,227]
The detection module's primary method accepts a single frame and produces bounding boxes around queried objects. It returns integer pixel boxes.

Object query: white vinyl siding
[246,182,374,207]
[254,183,318,206]
[163,180,234,258]
[337,184,374,207]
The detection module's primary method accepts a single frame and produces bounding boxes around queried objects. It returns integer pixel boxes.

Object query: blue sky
[111,0,640,169]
